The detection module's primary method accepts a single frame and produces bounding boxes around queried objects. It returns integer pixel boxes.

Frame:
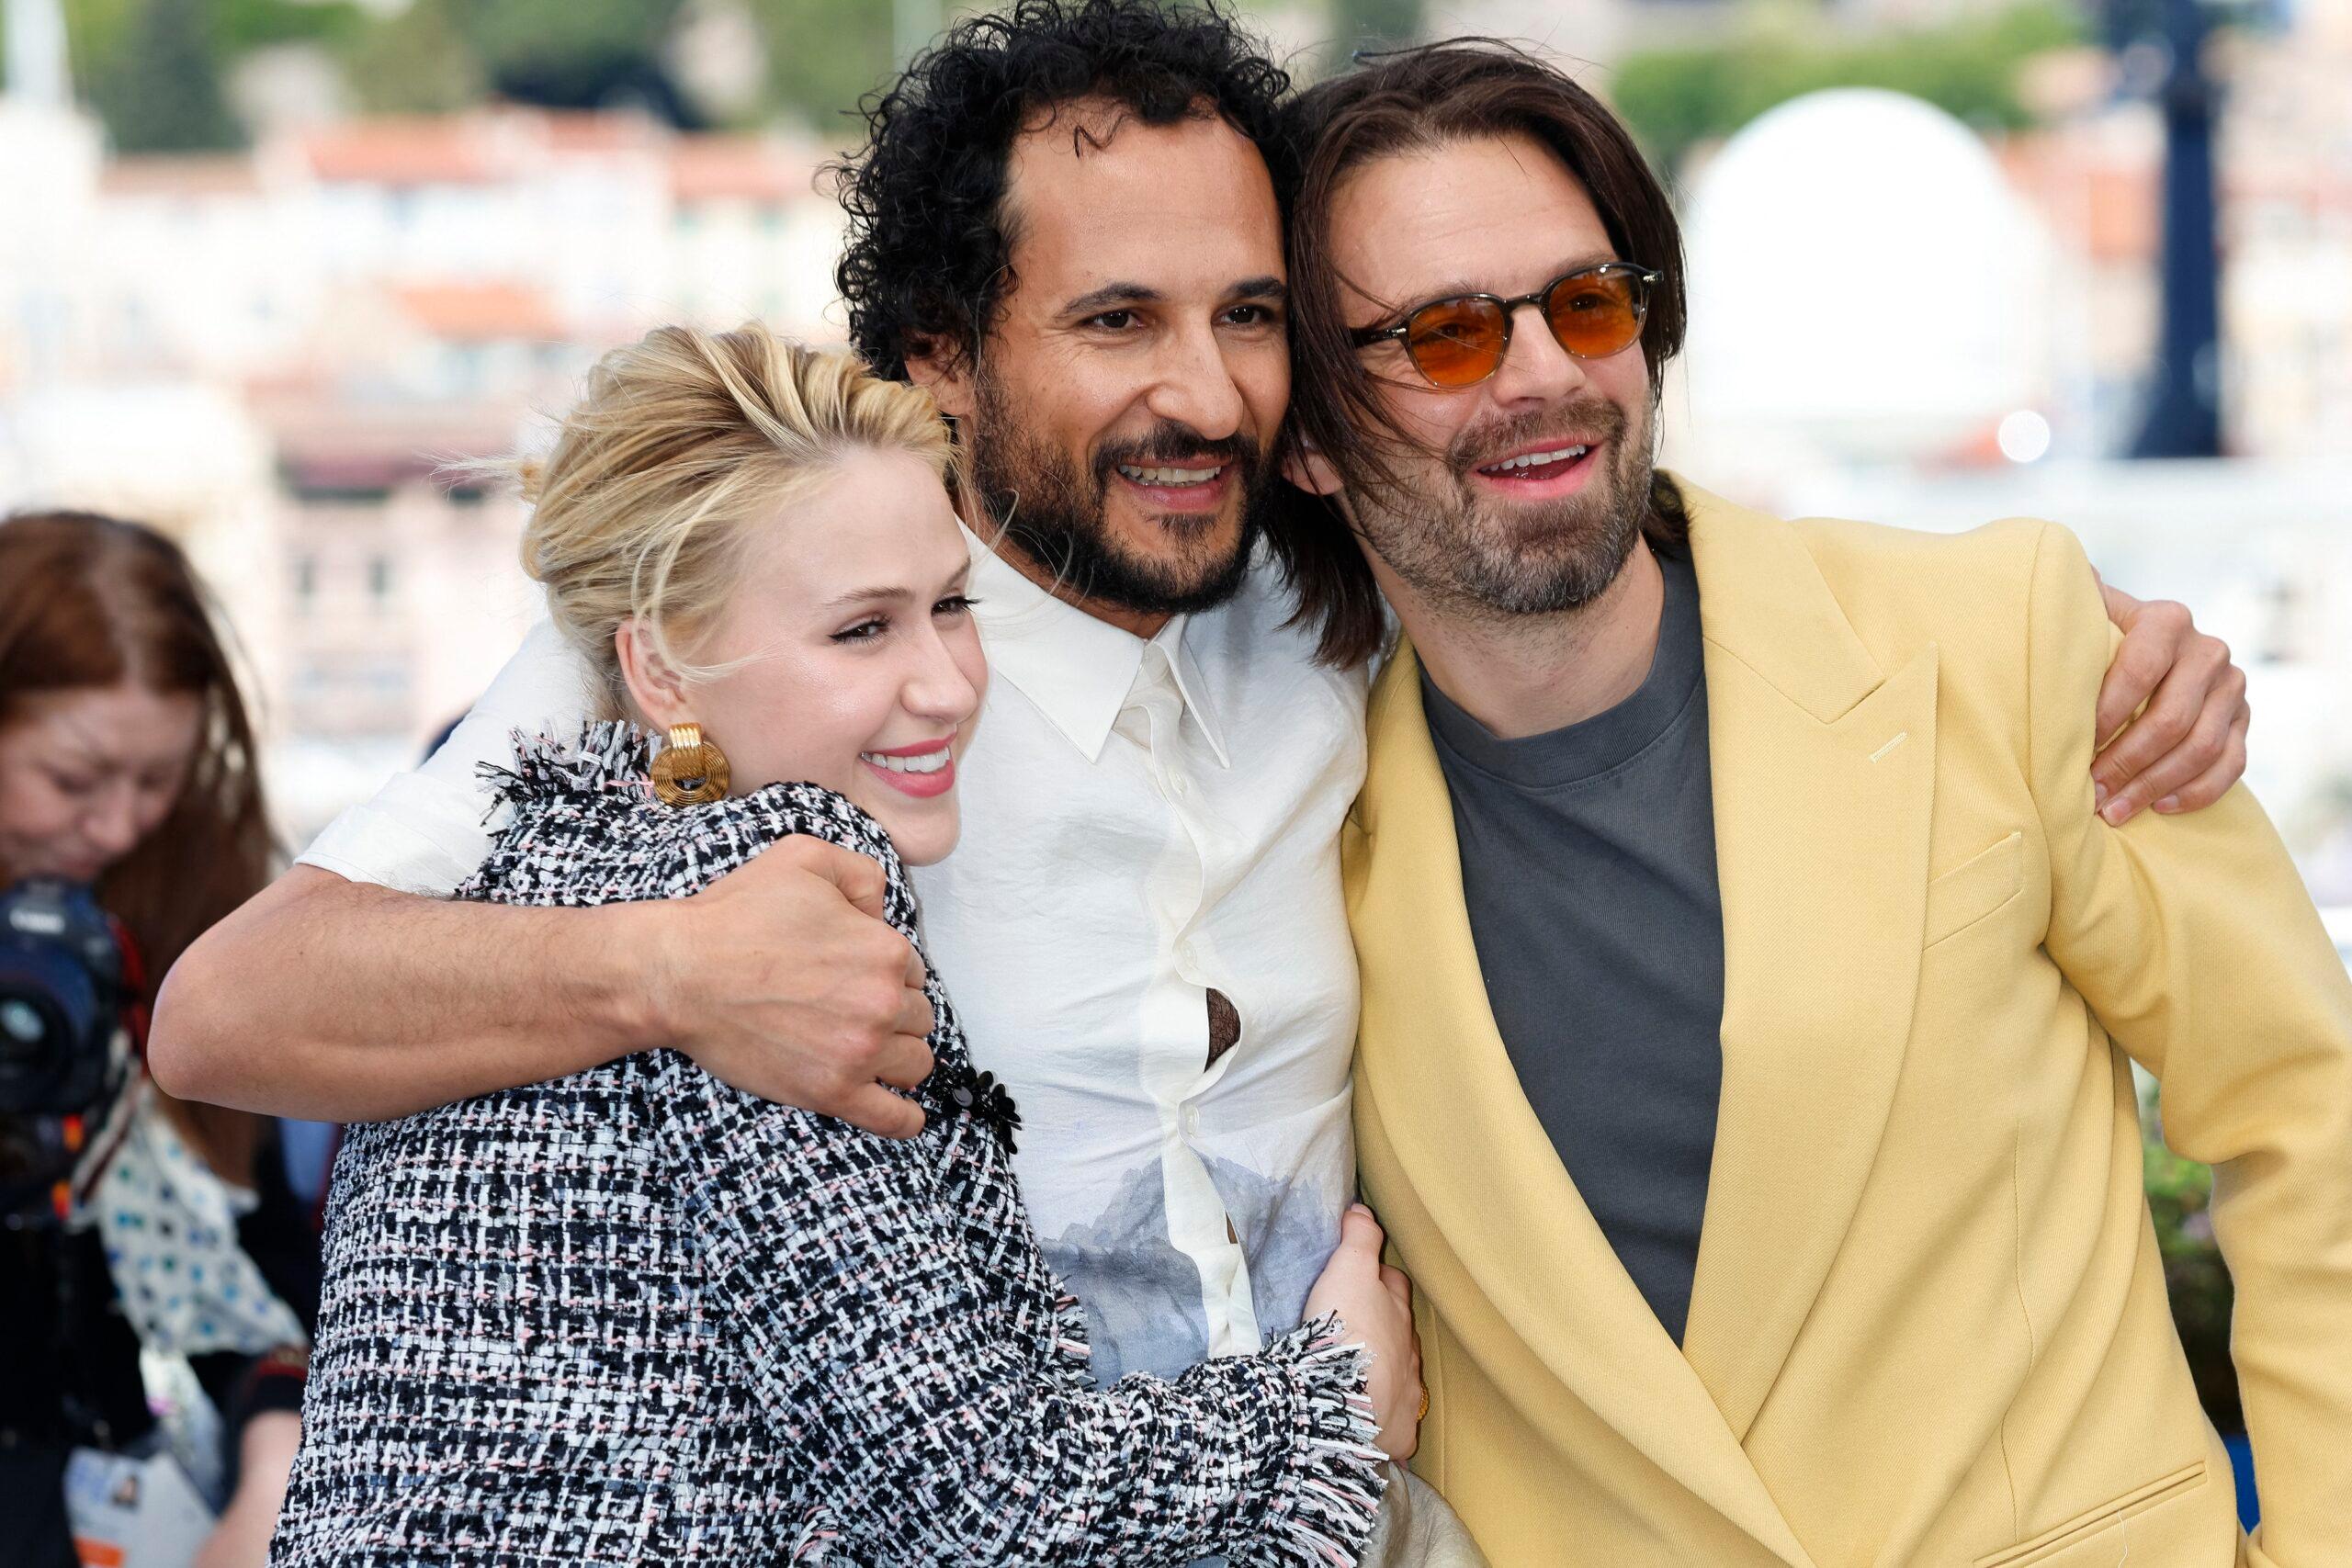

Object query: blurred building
[3,0,2347,865]
[1,43,846,843]
[1655,4,2352,892]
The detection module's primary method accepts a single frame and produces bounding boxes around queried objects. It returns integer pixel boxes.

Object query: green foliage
[449,0,692,118]
[2143,1111,2243,1433]
[80,0,243,151]
[339,0,485,117]
[215,0,368,53]
[1330,0,1424,49]
[50,0,364,150]
[457,0,684,97]
[747,0,895,137]
[1611,0,2086,176]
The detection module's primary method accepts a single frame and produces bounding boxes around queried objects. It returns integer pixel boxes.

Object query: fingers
[1380,1263,1413,1309]
[673,838,933,1123]
[833,1081,927,1140]
[2106,673,2243,821]
[1337,1201,1385,1256]
[841,933,932,1094]
[2093,639,2241,824]
[872,1026,934,1090]
[2151,709,2250,817]
[893,973,936,1034]
[2092,595,2188,747]
[895,948,936,1047]
[806,839,892,921]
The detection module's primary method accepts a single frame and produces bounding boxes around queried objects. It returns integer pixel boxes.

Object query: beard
[1359,393,1655,621]
[967,368,1271,619]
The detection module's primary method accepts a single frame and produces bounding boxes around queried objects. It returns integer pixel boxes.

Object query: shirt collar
[965,525,1231,769]
[1148,617,1232,769]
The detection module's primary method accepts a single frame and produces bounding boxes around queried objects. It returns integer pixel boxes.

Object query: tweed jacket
[270,723,1385,1567]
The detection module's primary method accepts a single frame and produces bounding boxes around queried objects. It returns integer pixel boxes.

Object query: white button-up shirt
[299,530,1369,1382]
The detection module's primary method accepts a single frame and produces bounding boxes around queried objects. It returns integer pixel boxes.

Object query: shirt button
[1181,1103,1202,1137]
[1170,775,1191,799]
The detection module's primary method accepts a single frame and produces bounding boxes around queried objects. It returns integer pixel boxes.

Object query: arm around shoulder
[149,863,670,1121]
[2025,521,2352,1566]
[151,839,941,1132]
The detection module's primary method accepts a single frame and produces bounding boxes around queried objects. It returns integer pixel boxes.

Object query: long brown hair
[1271,39,1693,667]
[0,511,276,1183]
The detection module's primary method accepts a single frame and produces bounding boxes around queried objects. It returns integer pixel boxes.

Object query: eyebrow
[1060,275,1289,317]
[823,585,914,609]
[1400,254,1620,308]
[822,563,971,610]
[1062,281,1159,317]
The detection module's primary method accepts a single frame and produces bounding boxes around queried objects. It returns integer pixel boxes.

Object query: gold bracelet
[1417,1388,1430,1422]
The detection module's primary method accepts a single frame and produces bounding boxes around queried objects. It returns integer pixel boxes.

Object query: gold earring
[650,722,730,807]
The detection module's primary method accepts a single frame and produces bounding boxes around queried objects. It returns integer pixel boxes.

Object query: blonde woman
[266,327,1413,1567]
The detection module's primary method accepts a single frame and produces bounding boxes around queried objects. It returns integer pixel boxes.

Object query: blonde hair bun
[501,325,955,706]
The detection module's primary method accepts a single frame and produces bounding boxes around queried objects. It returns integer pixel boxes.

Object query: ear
[1282,433,1345,499]
[904,338,977,422]
[614,619,691,731]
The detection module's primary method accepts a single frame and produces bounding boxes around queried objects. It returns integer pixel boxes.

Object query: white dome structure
[1679,88,2053,468]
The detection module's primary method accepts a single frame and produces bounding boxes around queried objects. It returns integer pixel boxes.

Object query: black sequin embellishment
[933,1062,1020,1155]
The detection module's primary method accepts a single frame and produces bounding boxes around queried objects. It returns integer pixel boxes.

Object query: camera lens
[3,997,45,1045]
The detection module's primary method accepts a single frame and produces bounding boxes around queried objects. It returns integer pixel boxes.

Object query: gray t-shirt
[1421,548,1724,1344]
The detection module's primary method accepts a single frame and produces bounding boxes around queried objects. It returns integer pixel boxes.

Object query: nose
[80,784,144,863]
[1486,300,1590,407]
[903,620,981,729]
[1143,320,1246,443]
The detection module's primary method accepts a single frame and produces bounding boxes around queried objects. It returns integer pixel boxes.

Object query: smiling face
[1330,131,1657,619]
[618,447,987,866]
[917,103,1291,635]
[0,683,203,887]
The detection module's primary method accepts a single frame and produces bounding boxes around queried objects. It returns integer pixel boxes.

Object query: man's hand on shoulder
[647,837,936,1137]
[2091,579,2250,826]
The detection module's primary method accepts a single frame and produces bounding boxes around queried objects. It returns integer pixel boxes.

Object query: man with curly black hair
[833,0,1298,624]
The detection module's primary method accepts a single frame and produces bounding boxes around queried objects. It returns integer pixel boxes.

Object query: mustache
[1449,397,1627,474]
[1092,423,1262,486]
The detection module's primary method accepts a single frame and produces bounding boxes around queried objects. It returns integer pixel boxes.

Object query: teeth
[1484,445,1589,473]
[862,750,949,775]
[1118,464,1224,486]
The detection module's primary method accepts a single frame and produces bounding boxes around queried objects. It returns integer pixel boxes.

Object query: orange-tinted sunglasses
[1350,263,1663,389]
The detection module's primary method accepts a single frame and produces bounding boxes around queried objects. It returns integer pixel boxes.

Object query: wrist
[596,900,685,1055]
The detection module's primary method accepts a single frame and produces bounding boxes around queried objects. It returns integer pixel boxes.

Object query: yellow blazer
[1346,482,2352,1568]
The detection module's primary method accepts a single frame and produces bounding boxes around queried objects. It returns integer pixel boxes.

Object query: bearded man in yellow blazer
[1271,42,2351,1568]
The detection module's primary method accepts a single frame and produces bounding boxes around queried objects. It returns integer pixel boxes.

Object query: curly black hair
[830,0,1293,382]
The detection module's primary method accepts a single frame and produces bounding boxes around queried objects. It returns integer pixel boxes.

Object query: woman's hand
[1305,1202,1424,1461]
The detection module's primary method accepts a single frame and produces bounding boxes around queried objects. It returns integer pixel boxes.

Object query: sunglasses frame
[1350,262,1665,389]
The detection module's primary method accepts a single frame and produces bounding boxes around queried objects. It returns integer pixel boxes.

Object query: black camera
[2,880,135,1219]
[0,879,125,1118]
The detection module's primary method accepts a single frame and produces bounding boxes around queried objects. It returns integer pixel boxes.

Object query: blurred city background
[0,0,2346,908]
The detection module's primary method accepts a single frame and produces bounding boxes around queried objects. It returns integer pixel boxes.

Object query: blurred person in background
[0,512,322,1567]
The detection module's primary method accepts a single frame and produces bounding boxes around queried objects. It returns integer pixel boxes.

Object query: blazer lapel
[1352,648,1817,1568]
[1673,485,1939,1441]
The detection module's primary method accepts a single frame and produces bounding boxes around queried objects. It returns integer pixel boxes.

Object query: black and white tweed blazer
[268,724,1385,1567]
